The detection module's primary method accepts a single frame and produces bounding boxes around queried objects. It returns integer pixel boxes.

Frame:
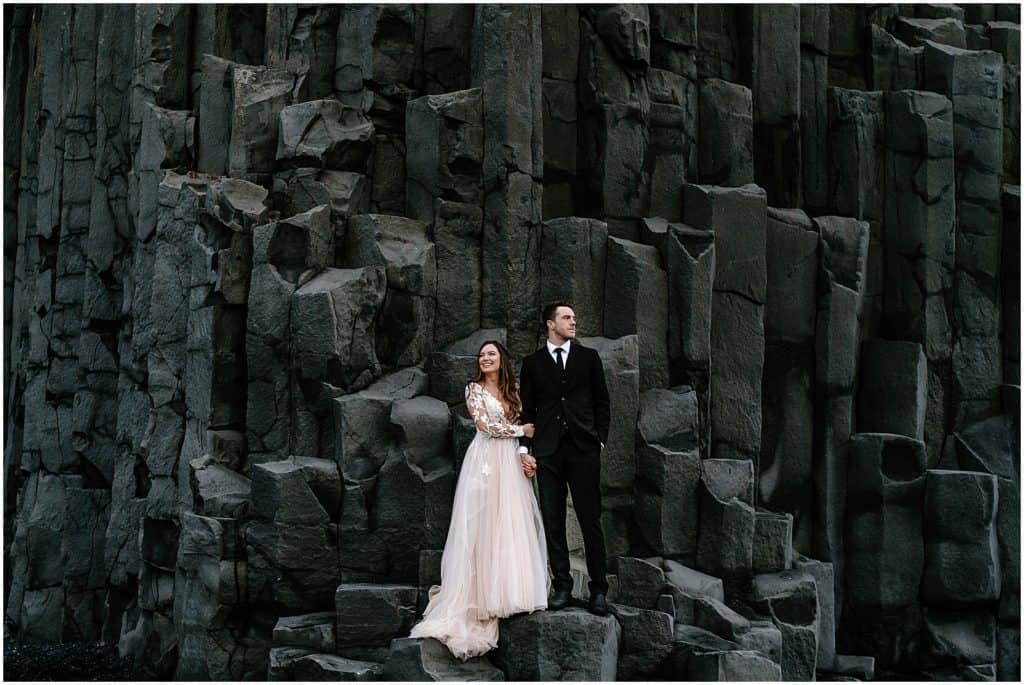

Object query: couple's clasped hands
[519,422,537,479]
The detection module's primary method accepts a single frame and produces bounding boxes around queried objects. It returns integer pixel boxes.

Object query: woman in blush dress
[409,340,549,660]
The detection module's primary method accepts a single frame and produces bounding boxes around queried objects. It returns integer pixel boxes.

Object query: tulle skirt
[409,432,549,660]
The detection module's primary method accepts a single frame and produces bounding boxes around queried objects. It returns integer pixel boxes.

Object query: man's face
[547,306,577,340]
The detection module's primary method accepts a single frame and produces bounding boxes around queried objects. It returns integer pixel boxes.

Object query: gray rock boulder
[494,608,620,681]
[384,637,504,681]
[277,99,373,171]
[335,584,419,661]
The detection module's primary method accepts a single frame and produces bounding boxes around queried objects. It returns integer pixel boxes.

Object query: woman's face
[478,344,501,375]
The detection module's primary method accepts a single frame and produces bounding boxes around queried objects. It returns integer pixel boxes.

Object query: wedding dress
[409,381,549,660]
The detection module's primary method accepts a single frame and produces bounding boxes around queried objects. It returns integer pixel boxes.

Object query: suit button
[561,396,565,401]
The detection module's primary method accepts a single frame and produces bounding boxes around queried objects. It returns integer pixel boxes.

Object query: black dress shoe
[548,588,572,610]
[588,592,609,616]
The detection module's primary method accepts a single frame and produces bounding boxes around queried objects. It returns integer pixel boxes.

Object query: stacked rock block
[3,4,1019,682]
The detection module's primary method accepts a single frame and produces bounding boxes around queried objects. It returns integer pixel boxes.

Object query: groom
[518,300,611,616]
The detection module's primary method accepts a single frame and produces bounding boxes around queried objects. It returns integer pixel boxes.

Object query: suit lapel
[563,340,579,377]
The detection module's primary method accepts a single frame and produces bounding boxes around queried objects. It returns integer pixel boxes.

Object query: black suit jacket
[518,340,611,457]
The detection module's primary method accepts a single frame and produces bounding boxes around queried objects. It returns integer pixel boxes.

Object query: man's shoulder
[570,339,599,358]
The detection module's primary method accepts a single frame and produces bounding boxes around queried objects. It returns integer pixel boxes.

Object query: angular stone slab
[540,217,608,338]
[751,570,819,681]
[229,64,295,176]
[858,339,928,441]
[494,608,620,681]
[752,511,794,574]
[291,266,386,394]
[603,236,669,391]
[384,637,504,681]
[613,604,675,680]
[405,88,483,225]
[277,99,373,171]
[433,201,483,349]
[698,78,754,186]
[335,584,418,660]
[292,653,384,681]
[688,649,781,681]
[635,444,700,559]
[273,612,337,653]
[638,386,699,451]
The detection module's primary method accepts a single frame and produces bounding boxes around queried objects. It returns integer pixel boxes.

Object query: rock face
[2,5,1018,684]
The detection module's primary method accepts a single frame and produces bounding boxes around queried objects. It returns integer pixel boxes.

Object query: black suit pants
[537,434,608,595]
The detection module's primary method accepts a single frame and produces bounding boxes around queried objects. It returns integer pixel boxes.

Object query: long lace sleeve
[465,383,524,438]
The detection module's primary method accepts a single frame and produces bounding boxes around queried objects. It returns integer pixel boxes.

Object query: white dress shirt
[547,339,571,367]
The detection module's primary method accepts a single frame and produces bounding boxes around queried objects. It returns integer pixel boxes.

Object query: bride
[410,340,550,660]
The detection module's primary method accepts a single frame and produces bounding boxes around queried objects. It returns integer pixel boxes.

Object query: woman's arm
[465,382,525,438]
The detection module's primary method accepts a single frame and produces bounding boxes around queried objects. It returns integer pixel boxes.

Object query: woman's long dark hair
[471,340,522,422]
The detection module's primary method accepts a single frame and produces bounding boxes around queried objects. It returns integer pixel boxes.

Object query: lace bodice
[465,382,524,438]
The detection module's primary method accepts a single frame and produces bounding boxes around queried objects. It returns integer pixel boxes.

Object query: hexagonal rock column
[812,214,869,620]
[951,411,1021,680]
[858,340,928,441]
[750,570,819,681]
[384,637,505,681]
[577,5,652,241]
[228,64,296,178]
[340,214,435,369]
[494,608,620,680]
[695,463,755,585]
[578,334,640,560]
[844,432,927,669]
[540,5,580,219]
[604,236,669,391]
[922,470,1000,606]
[471,5,543,358]
[372,396,455,581]
[923,41,1005,429]
[265,6,339,101]
[335,583,419,662]
[634,387,701,558]
[648,62,696,221]
[792,554,837,671]
[184,178,269,472]
[405,88,483,226]
[761,207,816,553]
[335,5,421,131]
[745,5,802,207]
[539,217,608,339]
[697,78,754,187]
[175,513,252,680]
[882,89,955,464]
[921,466,999,675]
[826,90,883,323]
[683,183,767,465]
[657,223,714,440]
[246,458,341,613]
[801,5,830,213]
[1002,186,1020,386]
[247,205,335,465]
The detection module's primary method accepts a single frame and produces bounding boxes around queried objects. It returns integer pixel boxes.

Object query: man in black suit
[518,300,611,615]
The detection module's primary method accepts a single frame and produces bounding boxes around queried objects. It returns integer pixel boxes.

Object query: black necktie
[555,347,564,372]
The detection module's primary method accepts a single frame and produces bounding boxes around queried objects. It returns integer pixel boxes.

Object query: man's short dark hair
[542,299,575,324]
